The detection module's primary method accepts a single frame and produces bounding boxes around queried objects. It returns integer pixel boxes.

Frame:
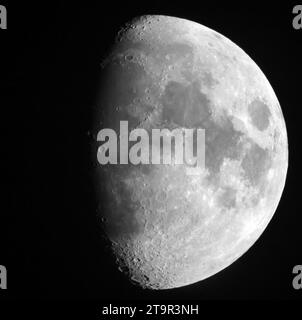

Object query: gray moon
[93,15,288,289]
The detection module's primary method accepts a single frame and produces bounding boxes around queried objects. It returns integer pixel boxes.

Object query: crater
[204,116,243,179]
[98,168,143,241]
[160,80,212,128]
[201,71,218,88]
[218,187,237,209]
[212,32,223,40]
[160,80,244,181]
[248,98,271,131]
[241,142,272,186]
[159,42,194,61]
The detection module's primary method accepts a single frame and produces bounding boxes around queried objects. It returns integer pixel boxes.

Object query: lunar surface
[92,15,288,289]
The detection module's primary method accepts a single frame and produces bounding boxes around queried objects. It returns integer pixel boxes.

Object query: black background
[1,1,302,303]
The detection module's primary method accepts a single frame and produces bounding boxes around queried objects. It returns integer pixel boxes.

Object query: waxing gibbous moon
[92,15,288,289]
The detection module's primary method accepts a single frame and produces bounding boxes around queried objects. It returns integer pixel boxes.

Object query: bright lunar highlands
[93,15,288,289]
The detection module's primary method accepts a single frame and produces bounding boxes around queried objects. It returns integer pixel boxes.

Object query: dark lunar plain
[1,0,302,306]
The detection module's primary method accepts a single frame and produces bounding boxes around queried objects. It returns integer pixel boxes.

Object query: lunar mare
[93,15,288,289]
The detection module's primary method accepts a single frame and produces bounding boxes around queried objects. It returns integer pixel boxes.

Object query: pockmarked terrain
[92,15,288,289]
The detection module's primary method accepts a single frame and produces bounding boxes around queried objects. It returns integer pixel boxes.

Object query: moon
[92,15,288,289]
